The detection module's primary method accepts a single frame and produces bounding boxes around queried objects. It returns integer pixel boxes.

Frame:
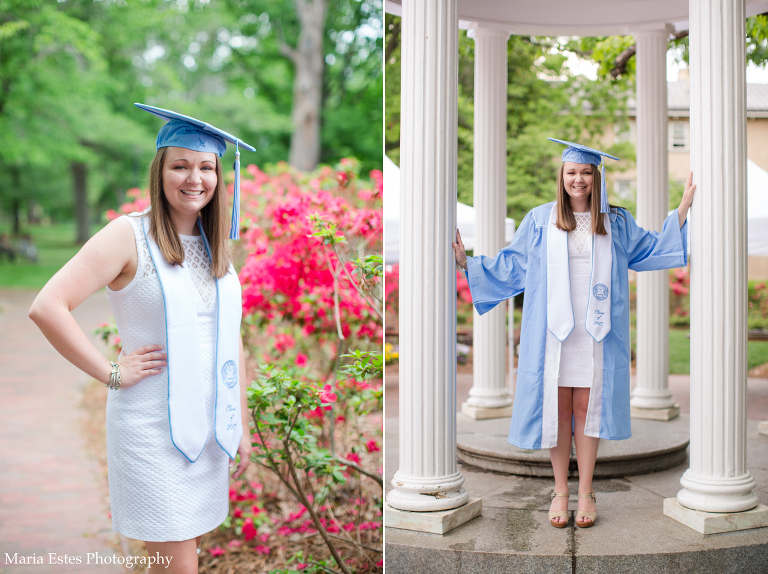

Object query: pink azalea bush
[748,280,768,329]
[237,160,382,372]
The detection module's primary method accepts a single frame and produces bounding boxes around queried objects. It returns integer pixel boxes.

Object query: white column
[674,0,760,516]
[386,0,471,516]
[463,27,513,420]
[630,29,680,421]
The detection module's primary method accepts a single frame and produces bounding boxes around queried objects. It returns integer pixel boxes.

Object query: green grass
[0,222,103,289]
[634,327,768,374]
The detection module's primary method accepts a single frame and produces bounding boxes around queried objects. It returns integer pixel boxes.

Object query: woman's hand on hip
[453,229,468,270]
[116,344,167,388]
[231,432,252,479]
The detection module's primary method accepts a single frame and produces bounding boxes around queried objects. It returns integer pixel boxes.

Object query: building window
[669,121,688,151]
[615,180,634,200]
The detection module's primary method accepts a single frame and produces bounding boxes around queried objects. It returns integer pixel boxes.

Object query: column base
[461,401,514,420]
[663,498,768,535]
[758,420,768,436]
[385,498,482,535]
[630,403,680,421]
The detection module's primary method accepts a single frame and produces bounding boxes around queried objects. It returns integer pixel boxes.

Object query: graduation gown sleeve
[464,210,534,315]
[614,208,689,272]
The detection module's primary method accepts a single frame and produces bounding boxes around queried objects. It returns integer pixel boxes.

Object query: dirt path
[0,289,123,573]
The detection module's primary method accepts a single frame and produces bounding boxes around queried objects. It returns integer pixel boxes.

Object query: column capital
[632,24,675,38]
[468,23,511,40]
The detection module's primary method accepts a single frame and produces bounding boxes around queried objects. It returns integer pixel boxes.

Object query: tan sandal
[576,493,596,528]
[549,492,569,528]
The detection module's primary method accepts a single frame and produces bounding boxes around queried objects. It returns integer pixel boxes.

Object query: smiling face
[562,161,594,210]
[161,146,218,231]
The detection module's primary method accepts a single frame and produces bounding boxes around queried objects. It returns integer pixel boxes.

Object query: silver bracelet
[108,361,122,390]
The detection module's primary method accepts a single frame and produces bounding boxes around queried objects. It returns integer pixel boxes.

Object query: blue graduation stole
[142,217,243,462]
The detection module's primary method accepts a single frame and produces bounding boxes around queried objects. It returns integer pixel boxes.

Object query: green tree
[1,0,382,242]
[557,15,768,82]
[385,18,632,224]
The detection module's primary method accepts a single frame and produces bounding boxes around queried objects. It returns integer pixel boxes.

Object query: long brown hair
[145,147,232,278]
[555,163,610,236]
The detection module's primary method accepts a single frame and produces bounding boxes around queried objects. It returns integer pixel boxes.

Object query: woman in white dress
[453,139,696,530]
[30,105,254,572]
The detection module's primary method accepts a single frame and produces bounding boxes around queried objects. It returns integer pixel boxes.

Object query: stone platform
[385,416,768,574]
[456,413,689,477]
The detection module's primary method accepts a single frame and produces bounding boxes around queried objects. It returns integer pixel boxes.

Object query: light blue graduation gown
[465,201,688,449]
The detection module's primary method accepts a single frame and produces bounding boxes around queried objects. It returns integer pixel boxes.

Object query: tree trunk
[10,166,22,235]
[71,161,89,244]
[286,0,327,172]
[11,198,20,236]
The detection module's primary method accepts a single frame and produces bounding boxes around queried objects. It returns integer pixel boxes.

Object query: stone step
[456,413,690,478]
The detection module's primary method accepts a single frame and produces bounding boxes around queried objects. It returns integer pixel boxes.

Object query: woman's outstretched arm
[28,218,166,387]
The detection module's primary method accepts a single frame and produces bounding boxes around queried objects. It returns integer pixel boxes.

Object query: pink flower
[287,507,308,522]
[228,540,242,548]
[255,545,270,555]
[346,452,361,464]
[304,407,325,419]
[274,333,296,353]
[295,353,308,367]
[366,440,380,453]
[319,384,338,407]
[242,518,257,541]
[209,547,225,556]
[233,507,243,518]
[296,564,308,570]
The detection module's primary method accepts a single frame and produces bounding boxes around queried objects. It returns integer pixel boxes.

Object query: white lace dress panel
[104,214,228,542]
[559,212,603,388]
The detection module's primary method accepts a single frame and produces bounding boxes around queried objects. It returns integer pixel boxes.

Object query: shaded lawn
[0,222,102,289]
[634,328,768,375]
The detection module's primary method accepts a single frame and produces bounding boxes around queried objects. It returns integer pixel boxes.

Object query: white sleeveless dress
[558,212,604,388]
[105,213,230,542]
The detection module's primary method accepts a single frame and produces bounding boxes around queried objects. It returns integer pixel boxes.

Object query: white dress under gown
[105,213,230,542]
[558,212,604,388]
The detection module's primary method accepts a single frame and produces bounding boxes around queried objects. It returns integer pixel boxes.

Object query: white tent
[384,156,515,264]
[748,159,768,256]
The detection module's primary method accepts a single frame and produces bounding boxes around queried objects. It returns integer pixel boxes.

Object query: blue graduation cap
[548,138,620,214]
[135,103,256,240]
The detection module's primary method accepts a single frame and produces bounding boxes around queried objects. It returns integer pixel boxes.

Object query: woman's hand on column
[678,171,697,229]
[115,344,167,388]
[453,229,468,270]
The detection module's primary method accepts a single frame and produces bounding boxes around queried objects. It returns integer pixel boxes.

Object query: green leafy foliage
[0,0,382,239]
[385,20,632,224]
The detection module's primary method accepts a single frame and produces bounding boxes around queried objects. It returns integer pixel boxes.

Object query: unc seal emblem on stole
[222,360,238,388]
[593,283,609,301]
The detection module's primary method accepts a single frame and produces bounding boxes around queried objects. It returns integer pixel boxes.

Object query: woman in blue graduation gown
[453,139,696,528]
